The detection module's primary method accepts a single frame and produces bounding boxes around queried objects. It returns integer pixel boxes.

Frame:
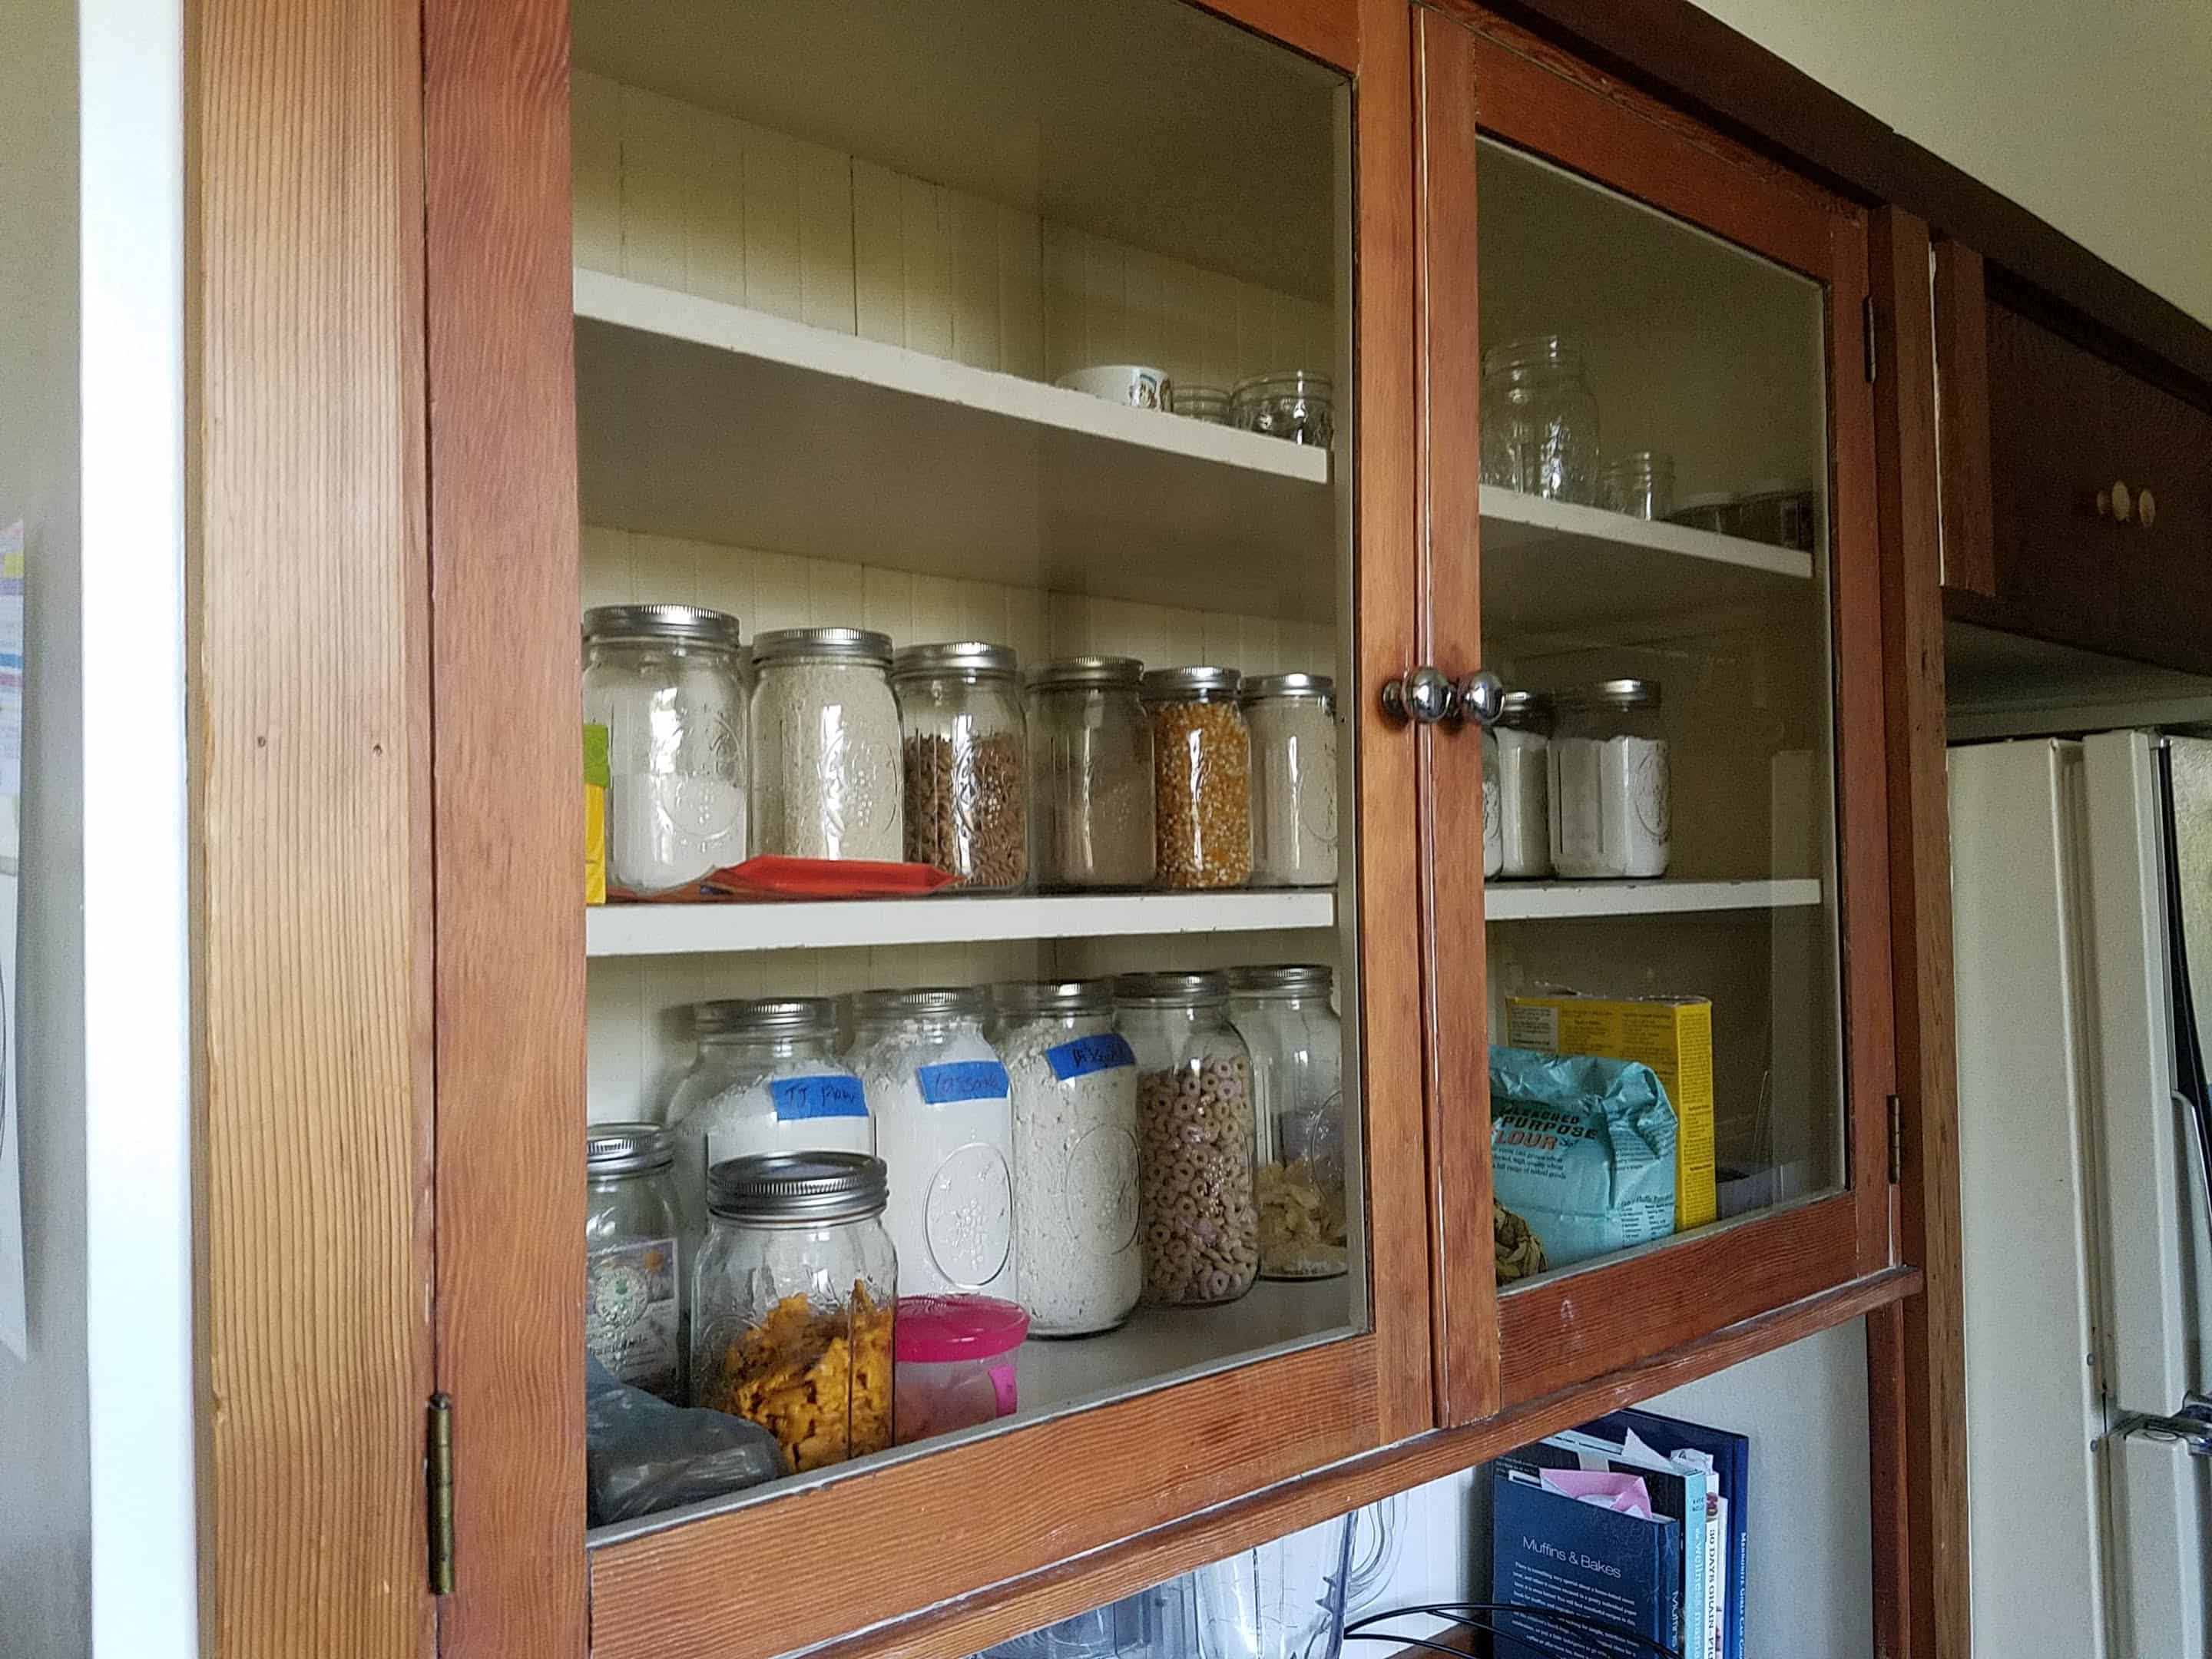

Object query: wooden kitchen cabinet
[192,2,1924,1656]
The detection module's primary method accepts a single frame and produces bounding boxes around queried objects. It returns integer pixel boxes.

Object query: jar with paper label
[1494,690,1553,878]
[991,979,1143,1336]
[585,1122,687,1402]
[1228,965,1347,1280]
[665,998,873,1243]
[1117,971,1258,1306]
[1549,679,1671,879]
[1243,673,1338,889]
[849,988,1017,1300]
[582,605,749,894]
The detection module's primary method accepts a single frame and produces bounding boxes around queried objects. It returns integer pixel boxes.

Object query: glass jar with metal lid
[1227,965,1347,1280]
[990,979,1142,1336]
[1494,690,1555,879]
[583,604,749,895]
[848,988,1016,1301]
[1243,673,1338,889]
[749,626,903,862]
[1594,449,1676,521]
[1479,335,1601,502]
[585,1122,687,1401]
[891,641,1027,892]
[1026,656,1155,892]
[690,1151,896,1470]
[1117,971,1258,1306]
[1548,678,1670,879]
[665,998,871,1243]
[1142,667,1252,890]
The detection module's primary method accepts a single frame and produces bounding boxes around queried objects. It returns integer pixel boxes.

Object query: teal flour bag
[1489,1045,1678,1268]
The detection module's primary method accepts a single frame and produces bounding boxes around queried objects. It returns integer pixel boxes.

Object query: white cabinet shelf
[1481,485,1816,637]
[584,889,1336,958]
[574,270,1336,621]
[1486,877,1823,921]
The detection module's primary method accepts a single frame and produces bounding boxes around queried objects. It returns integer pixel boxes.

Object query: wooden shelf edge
[1480,485,1817,584]
[703,1266,1920,1659]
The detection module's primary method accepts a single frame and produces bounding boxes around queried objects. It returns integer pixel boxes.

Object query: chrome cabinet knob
[2100,480,2134,522]
[1458,670,1505,728]
[2139,488,2157,528]
[1382,666,1458,725]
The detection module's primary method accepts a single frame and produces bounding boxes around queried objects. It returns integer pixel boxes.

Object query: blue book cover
[1491,1468,1681,1658]
[1591,1409,1750,1659]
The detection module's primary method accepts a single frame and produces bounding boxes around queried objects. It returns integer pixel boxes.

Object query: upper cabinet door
[422,1,1436,1655]
[1414,6,1896,1424]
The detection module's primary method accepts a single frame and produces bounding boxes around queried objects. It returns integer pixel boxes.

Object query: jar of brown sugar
[1141,667,1252,890]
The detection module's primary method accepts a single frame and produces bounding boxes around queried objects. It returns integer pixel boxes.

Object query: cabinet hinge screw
[428,1392,455,1596]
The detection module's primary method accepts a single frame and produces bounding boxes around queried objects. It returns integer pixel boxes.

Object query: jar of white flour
[1548,679,1669,879]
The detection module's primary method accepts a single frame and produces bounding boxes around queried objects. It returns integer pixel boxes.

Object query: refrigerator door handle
[2109,1402,2212,1459]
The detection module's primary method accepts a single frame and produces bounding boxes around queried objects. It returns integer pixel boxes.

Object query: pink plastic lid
[894,1295,1030,1363]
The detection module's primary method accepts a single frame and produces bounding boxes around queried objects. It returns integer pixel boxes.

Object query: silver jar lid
[1026,655,1144,691]
[891,641,1018,682]
[992,979,1114,1018]
[583,604,743,650]
[1241,672,1334,705]
[692,997,837,1040]
[1497,690,1556,730]
[587,1121,676,1176]
[1226,964,1333,998]
[1115,969,1231,1007]
[750,626,893,669]
[1561,677,1662,711]
[706,1151,889,1225]
[1598,449,1674,478]
[849,985,988,1024]
[1141,666,1242,703]
[1482,334,1584,377]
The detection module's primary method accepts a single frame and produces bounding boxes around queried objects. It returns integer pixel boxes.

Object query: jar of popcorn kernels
[1141,667,1252,890]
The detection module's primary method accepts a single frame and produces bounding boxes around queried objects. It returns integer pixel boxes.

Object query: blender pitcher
[1192,1497,1401,1659]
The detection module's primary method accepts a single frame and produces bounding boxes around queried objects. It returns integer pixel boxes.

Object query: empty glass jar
[1228,965,1348,1281]
[583,605,749,894]
[1027,657,1157,892]
[1479,335,1601,502]
[750,626,903,862]
[1596,449,1676,519]
[690,1151,896,1471]
[1230,370,1333,446]
[585,1122,687,1402]
[892,641,1028,891]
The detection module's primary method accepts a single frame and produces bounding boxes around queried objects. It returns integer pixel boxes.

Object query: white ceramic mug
[1056,363,1172,411]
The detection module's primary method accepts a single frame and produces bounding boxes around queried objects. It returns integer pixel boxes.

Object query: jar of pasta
[690,1151,897,1471]
[1116,971,1258,1306]
[1141,667,1252,889]
[1227,965,1347,1280]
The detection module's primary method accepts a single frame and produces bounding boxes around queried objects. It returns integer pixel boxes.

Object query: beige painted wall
[1691,0,2212,329]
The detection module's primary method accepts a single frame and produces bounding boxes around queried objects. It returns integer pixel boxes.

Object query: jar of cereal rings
[1115,971,1258,1306]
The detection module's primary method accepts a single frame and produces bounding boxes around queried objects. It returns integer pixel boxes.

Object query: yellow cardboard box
[584,722,609,906]
[1503,993,1716,1230]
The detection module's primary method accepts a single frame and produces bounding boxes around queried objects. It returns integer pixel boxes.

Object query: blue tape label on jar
[769,1074,869,1121]
[1044,1031,1136,1081]
[916,1059,1011,1105]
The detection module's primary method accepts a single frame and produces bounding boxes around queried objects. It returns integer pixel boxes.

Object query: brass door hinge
[1863,295,1879,383]
[1886,1094,1903,1184]
[428,1393,455,1596]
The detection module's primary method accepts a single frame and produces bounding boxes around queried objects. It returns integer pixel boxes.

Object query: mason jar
[1116,970,1258,1306]
[1494,689,1555,879]
[582,604,748,894]
[1595,449,1676,520]
[891,641,1028,891]
[749,627,903,862]
[665,998,872,1243]
[1227,965,1348,1282]
[1243,673,1338,889]
[1141,667,1252,891]
[1482,726,1504,879]
[690,1152,896,1470]
[991,979,1143,1336]
[1025,656,1156,891]
[1479,336,1601,503]
[848,988,1016,1301]
[584,1122,687,1402]
[1549,678,1671,879]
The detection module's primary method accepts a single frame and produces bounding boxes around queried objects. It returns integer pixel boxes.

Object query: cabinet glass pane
[571,0,1365,1530]
[1477,138,1845,1288]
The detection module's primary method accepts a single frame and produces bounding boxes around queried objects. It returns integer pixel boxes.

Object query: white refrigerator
[1952,731,2212,1658]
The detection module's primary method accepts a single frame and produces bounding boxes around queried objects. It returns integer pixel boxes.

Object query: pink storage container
[893,1295,1028,1445]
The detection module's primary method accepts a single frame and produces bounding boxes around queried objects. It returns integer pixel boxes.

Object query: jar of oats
[1116,971,1258,1307]
[1026,657,1156,891]
[891,641,1027,891]
[1141,667,1252,890]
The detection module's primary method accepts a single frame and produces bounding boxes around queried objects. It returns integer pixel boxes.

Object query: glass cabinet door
[1415,8,1896,1421]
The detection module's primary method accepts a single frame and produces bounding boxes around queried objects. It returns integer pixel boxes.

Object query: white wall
[1690,0,2212,329]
